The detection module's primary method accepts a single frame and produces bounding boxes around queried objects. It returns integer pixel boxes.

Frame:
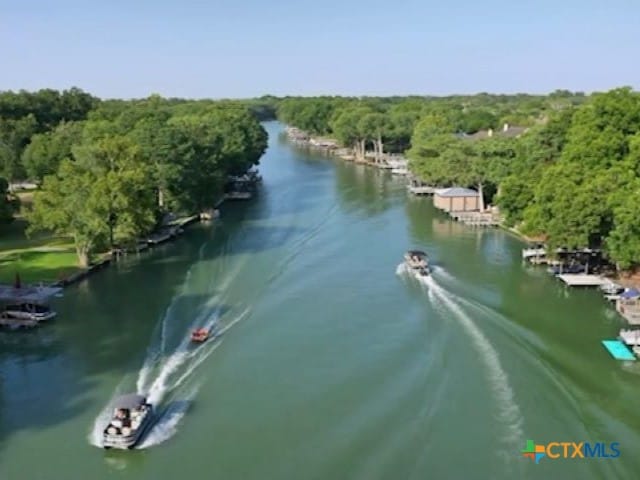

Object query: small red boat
[191,328,209,343]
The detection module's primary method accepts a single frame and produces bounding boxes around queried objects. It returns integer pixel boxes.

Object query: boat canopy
[621,288,640,299]
[112,394,147,410]
[406,250,427,258]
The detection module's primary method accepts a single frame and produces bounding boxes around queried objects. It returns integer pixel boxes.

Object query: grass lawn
[0,219,82,284]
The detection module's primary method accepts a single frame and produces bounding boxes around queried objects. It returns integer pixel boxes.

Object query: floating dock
[557,274,607,287]
[602,340,636,361]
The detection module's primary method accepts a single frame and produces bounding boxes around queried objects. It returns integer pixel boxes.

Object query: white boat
[103,394,154,450]
[404,250,430,277]
[0,312,38,330]
[391,167,409,175]
[2,302,56,322]
[619,329,640,346]
[600,281,624,295]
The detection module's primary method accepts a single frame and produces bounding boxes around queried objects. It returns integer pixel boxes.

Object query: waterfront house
[433,187,480,212]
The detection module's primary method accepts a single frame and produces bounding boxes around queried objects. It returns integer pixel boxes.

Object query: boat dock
[449,211,500,227]
[557,274,607,287]
[522,247,546,259]
[408,185,434,195]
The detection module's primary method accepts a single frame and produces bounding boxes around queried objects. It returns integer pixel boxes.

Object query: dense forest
[275,88,640,270]
[0,89,268,266]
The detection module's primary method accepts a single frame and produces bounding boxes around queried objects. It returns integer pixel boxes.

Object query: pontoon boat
[404,250,430,276]
[103,394,153,450]
[2,302,56,322]
[0,312,38,330]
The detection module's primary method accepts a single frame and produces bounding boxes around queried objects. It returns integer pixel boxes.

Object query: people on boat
[191,328,209,342]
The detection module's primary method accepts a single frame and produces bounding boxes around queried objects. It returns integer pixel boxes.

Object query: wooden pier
[450,211,500,227]
[408,185,435,195]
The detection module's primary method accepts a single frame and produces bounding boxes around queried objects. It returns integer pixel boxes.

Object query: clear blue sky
[1,0,638,98]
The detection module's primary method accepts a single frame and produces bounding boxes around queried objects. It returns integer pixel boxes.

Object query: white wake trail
[136,385,200,449]
[425,275,524,451]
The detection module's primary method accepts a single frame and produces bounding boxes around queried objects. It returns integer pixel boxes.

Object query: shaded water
[1,122,639,479]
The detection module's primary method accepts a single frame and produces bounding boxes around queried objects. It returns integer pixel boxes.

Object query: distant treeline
[275,89,640,270]
[0,89,268,266]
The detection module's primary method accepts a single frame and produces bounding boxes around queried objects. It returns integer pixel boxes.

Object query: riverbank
[0,203,225,289]
[0,219,82,284]
[284,126,407,169]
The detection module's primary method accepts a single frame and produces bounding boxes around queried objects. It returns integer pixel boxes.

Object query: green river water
[1,122,640,480]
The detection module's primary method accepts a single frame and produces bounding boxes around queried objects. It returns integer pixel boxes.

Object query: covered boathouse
[433,187,480,213]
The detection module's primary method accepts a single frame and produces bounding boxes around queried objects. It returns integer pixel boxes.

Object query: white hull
[0,315,38,329]
[103,408,154,450]
[2,310,56,322]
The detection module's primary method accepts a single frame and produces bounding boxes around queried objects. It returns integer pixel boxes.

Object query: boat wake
[397,264,524,466]
[89,263,251,450]
[133,306,250,449]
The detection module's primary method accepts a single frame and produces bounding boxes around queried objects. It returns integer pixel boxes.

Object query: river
[1,122,639,480]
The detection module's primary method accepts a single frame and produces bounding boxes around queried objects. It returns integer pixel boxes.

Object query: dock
[602,340,636,361]
[147,231,173,245]
[449,211,500,227]
[557,274,607,287]
[408,185,435,195]
[522,247,546,259]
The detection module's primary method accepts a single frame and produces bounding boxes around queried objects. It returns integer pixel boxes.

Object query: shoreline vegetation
[275,90,640,285]
[0,89,271,287]
[284,122,640,293]
[4,88,640,289]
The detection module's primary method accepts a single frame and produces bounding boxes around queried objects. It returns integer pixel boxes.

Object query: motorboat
[103,394,153,450]
[600,281,625,295]
[1,302,56,322]
[404,250,430,276]
[0,312,38,330]
[619,329,640,346]
[191,328,209,343]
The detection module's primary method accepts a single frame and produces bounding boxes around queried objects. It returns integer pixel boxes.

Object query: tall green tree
[28,137,156,266]
[21,121,83,182]
[28,159,106,267]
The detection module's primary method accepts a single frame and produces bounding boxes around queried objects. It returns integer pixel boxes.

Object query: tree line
[277,89,640,270]
[0,89,267,267]
[276,92,583,161]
